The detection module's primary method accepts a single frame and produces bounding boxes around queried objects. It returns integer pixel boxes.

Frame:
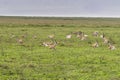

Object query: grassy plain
[0,17,120,80]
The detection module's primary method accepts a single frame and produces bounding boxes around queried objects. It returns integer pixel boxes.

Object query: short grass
[0,17,120,80]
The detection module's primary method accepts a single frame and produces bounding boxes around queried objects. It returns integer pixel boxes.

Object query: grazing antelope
[108,43,116,50]
[92,41,99,48]
[93,31,99,37]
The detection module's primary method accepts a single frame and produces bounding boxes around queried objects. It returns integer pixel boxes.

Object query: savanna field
[0,17,120,80]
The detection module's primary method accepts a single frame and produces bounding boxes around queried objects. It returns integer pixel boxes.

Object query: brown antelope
[73,31,83,39]
[92,41,99,48]
[48,39,57,49]
[48,34,55,39]
[81,36,86,40]
[93,31,99,37]
[81,33,88,40]
[42,42,52,47]
[100,33,109,44]
[17,38,23,45]
[10,34,16,39]
[48,32,55,39]
[42,39,57,49]
[103,37,109,44]
[21,33,27,38]
[33,35,37,39]
[76,34,81,38]
[73,31,82,35]
[108,43,116,50]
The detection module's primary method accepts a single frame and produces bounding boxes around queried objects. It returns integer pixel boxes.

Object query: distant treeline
[0,16,120,20]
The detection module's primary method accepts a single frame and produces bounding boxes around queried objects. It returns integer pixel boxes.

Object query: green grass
[0,17,120,80]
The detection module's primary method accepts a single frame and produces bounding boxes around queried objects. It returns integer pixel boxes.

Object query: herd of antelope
[14,31,116,50]
[66,31,116,50]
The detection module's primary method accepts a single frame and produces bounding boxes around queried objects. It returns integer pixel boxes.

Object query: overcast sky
[0,0,120,17]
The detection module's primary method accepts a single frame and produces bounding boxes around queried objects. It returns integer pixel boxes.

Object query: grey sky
[0,0,120,17]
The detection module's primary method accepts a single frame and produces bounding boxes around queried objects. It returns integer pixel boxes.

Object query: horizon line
[1,15,120,18]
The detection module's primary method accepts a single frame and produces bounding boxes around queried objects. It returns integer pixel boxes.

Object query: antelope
[42,42,52,47]
[76,34,81,38]
[66,32,73,39]
[81,36,86,40]
[93,31,99,37]
[42,39,57,49]
[108,43,116,50]
[42,42,49,47]
[92,41,99,48]
[48,39,57,49]
[48,34,55,39]
[100,33,105,38]
[103,37,109,44]
[76,31,83,38]
[17,38,23,45]
[33,35,37,39]
[73,31,82,35]
[17,34,27,45]
[100,33,109,44]
[10,34,16,39]
[21,33,27,38]
[66,34,72,39]
[81,33,88,40]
